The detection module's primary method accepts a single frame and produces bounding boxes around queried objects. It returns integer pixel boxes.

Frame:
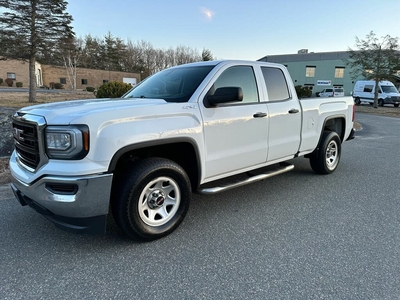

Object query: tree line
[54,33,214,80]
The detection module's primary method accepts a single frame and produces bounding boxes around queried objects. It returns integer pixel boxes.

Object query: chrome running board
[197,163,294,195]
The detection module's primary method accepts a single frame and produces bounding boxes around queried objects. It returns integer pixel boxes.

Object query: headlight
[45,125,90,159]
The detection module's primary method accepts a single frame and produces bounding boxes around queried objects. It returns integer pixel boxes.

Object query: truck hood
[19,98,168,124]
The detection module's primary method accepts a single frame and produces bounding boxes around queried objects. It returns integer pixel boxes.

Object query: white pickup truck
[10,60,355,240]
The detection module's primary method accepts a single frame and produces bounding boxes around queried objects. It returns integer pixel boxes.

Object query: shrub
[16,82,23,88]
[5,78,13,87]
[295,85,312,98]
[54,83,63,89]
[85,86,95,92]
[96,81,132,98]
[0,78,3,85]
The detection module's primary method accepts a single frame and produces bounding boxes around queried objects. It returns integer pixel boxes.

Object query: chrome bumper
[10,171,113,234]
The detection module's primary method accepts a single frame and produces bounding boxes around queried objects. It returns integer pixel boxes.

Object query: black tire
[309,131,341,175]
[354,97,361,105]
[112,158,191,241]
[394,104,399,108]
[378,99,384,107]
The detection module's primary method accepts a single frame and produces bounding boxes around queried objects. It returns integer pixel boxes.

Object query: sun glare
[201,7,214,20]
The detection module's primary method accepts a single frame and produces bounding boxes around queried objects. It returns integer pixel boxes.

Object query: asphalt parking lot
[1,112,399,299]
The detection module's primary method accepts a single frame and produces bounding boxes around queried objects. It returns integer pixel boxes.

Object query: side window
[363,85,373,92]
[261,67,290,101]
[212,66,259,104]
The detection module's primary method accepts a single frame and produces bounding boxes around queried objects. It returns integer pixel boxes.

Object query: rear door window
[261,67,290,101]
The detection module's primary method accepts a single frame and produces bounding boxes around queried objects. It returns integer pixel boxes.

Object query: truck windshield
[381,86,398,93]
[123,66,214,102]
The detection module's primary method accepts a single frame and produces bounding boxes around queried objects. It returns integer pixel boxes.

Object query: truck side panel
[299,97,353,153]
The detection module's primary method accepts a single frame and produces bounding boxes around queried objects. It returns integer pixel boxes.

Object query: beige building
[0,58,140,89]
[0,58,42,88]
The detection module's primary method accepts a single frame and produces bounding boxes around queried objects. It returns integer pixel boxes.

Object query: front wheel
[354,97,361,105]
[309,131,341,175]
[378,99,384,107]
[112,158,191,241]
[394,104,399,108]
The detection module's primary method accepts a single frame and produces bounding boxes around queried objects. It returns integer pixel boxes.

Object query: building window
[103,80,109,84]
[305,66,315,77]
[81,79,88,85]
[7,72,16,80]
[335,67,345,78]
[60,78,67,84]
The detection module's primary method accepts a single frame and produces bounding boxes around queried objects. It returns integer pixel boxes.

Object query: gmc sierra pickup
[9,60,355,240]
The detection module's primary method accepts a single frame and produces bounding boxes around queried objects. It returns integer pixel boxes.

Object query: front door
[200,65,269,180]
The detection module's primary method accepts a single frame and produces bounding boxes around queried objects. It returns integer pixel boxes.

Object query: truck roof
[171,59,285,69]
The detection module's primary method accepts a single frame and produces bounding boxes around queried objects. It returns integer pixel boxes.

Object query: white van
[353,80,400,107]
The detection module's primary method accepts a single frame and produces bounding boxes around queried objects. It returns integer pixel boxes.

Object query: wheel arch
[305,116,345,159]
[108,138,201,191]
[321,116,345,142]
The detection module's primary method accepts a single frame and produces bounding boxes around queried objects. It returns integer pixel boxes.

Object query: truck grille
[12,114,46,171]
[13,121,40,169]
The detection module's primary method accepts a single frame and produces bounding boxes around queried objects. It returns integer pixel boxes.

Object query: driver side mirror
[206,87,243,107]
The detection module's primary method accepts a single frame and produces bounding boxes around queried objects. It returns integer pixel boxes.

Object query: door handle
[288,108,299,114]
[253,112,267,118]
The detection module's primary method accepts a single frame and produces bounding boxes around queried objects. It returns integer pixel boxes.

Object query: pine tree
[0,0,74,102]
[201,48,214,61]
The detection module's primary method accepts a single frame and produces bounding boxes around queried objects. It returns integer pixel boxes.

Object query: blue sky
[67,0,400,60]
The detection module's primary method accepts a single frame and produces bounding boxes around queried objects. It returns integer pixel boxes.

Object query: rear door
[260,66,302,161]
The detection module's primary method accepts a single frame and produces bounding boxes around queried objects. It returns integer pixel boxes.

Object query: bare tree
[175,45,201,65]
[125,39,145,74]
[346,31,400,108]
[60,38,82,90]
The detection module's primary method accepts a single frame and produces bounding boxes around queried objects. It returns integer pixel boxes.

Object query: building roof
[258,51,351,63]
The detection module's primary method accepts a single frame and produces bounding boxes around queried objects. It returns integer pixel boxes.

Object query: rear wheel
[378,99,384,107]
[309,131,341,175]
[354,97,361,105]
[112,158,191,241]
[394,104,399,108]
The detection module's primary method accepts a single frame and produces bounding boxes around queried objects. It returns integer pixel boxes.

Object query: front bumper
[10,164,113,234]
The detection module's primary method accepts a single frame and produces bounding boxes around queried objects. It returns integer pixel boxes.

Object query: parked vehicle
[9,60,355,241]
[353,80,400,107]
[317,88,344,98]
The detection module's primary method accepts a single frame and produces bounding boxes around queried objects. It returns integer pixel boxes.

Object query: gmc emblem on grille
[13,128,25,142]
